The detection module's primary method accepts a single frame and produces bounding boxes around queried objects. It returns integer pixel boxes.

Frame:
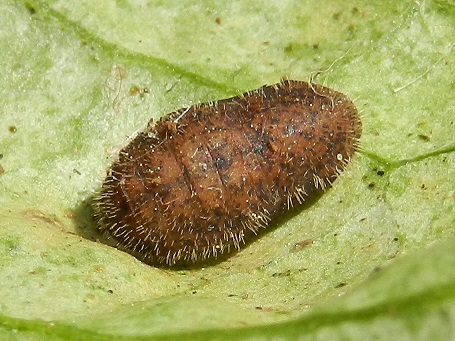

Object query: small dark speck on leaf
[25,3,36,14]
[290,239,314,252]
[332,11,342,20]
[372,266,382,273]
[284,43,293,53]
[272,270,291,277]
[417,134,431,142]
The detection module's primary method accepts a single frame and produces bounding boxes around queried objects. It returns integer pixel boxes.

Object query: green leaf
[1,0,454,339]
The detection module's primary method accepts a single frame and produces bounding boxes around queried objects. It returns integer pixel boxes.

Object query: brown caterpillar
[95,80,361,266]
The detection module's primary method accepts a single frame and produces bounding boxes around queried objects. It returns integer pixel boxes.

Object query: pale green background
[0,0,454,339]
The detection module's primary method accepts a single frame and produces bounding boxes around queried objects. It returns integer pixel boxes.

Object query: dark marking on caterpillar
[95,80,362,266]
